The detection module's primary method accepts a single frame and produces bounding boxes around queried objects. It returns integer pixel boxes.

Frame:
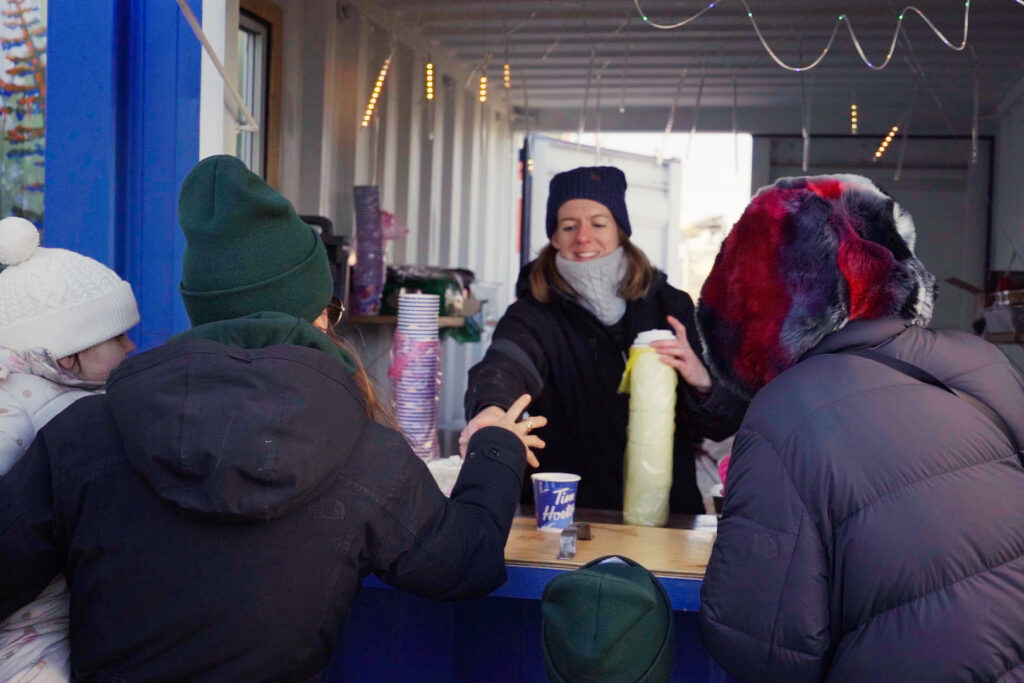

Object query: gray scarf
[555,247,627,326]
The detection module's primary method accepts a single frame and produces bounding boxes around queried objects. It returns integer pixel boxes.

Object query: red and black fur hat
[696,174,937,399]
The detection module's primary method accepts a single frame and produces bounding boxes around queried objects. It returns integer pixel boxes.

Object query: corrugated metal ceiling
[374,0,1024,134]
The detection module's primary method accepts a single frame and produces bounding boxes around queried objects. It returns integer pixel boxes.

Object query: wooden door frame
[239,0,283,189]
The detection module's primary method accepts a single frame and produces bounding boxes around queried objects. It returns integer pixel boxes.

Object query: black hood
[106,337,367,521]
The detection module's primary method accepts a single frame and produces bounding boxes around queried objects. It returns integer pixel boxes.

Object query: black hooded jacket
[465,264,746,513]
[0,329,526,682]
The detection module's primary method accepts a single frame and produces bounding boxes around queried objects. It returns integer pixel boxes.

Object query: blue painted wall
[45,0,201,351]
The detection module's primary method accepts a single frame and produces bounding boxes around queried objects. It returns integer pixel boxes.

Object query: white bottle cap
[631,329,676,347]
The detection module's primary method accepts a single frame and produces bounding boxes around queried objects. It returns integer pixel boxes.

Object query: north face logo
[307,499,345,520]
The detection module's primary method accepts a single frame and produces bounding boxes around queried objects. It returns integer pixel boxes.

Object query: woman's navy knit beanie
[545,166,632,238]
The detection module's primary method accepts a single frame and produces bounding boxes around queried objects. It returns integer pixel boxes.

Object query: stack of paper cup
[390,292,441,461]
[351,185,385,315]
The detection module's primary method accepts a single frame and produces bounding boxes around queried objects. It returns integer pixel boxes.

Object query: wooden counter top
[503,517,716,579]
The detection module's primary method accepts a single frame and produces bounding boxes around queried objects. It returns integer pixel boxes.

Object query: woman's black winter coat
[465,265,746,513]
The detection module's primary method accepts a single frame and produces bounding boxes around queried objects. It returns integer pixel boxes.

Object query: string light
[970,50,980,164]
[620,40,630,114]
[479,75,488,103]
[503,63,511,88]
[850,103,859,135]
[873,125,899,161]
[633,0,1024,72]
[657,69,687,166]
[541,38,560,60]
[633,0,723,29]
[578,50,597,142]
[361,55,391,128]
[685,72,706,161]
[425,61,434,101]
[732,74,739,174]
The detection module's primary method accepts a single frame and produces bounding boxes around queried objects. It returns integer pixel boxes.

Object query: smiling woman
[462,165,748,517]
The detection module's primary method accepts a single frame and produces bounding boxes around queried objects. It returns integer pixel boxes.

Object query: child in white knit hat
[0,216,139,682]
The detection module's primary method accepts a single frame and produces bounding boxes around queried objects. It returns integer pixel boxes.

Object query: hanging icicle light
[503,63,511,88]
[362,56,391,128]
[873,125,899,160]
[425,61,435,101]
[850,103,859,134]
[479,75,488,103]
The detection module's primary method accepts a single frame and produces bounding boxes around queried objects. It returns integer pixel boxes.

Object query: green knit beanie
[542,556,675,682]
[178,155,332,326]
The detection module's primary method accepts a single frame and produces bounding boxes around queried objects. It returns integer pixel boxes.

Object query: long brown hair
[326,327,397,428]
[529,229,656,304]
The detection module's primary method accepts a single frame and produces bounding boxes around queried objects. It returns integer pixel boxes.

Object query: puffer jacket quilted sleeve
[0,373,91,476]
[698,428,831,683]
[699,322,1024,682]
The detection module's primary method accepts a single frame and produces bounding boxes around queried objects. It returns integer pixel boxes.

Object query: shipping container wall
[754,135,990,333]
[252,0,520,437]
[992,80,1024,368]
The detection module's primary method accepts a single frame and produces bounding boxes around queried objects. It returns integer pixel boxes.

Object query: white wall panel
[992,83,1024,368]
[272,0,519,441]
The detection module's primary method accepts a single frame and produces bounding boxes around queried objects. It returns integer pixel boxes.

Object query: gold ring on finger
[525,419,534,431]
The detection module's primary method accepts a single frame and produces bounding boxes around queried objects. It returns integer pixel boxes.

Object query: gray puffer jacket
[699,318,1024,682]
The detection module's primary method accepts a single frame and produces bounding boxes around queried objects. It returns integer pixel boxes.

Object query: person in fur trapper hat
[695,174,1024,682]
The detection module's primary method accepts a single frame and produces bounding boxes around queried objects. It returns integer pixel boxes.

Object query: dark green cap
[178,155,332,326]
[542,556,675,682]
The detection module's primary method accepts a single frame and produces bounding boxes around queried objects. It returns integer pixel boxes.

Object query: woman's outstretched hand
[650,315,713,394]
[459,394,546,467]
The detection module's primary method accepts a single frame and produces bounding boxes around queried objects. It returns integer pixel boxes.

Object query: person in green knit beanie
[178,154,333,327]
[0,154,549,681]
[542,555,676,682]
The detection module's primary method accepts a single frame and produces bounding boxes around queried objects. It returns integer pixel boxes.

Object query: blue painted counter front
[328,566,736,682]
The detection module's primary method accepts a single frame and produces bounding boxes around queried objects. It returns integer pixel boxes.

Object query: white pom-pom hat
[0,217,140,359]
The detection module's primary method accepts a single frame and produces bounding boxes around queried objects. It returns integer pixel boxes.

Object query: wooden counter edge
[503,517,716,580]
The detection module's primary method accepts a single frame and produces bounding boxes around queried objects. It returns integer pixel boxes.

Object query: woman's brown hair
[529,228,656,304]
[325,327,397,429]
